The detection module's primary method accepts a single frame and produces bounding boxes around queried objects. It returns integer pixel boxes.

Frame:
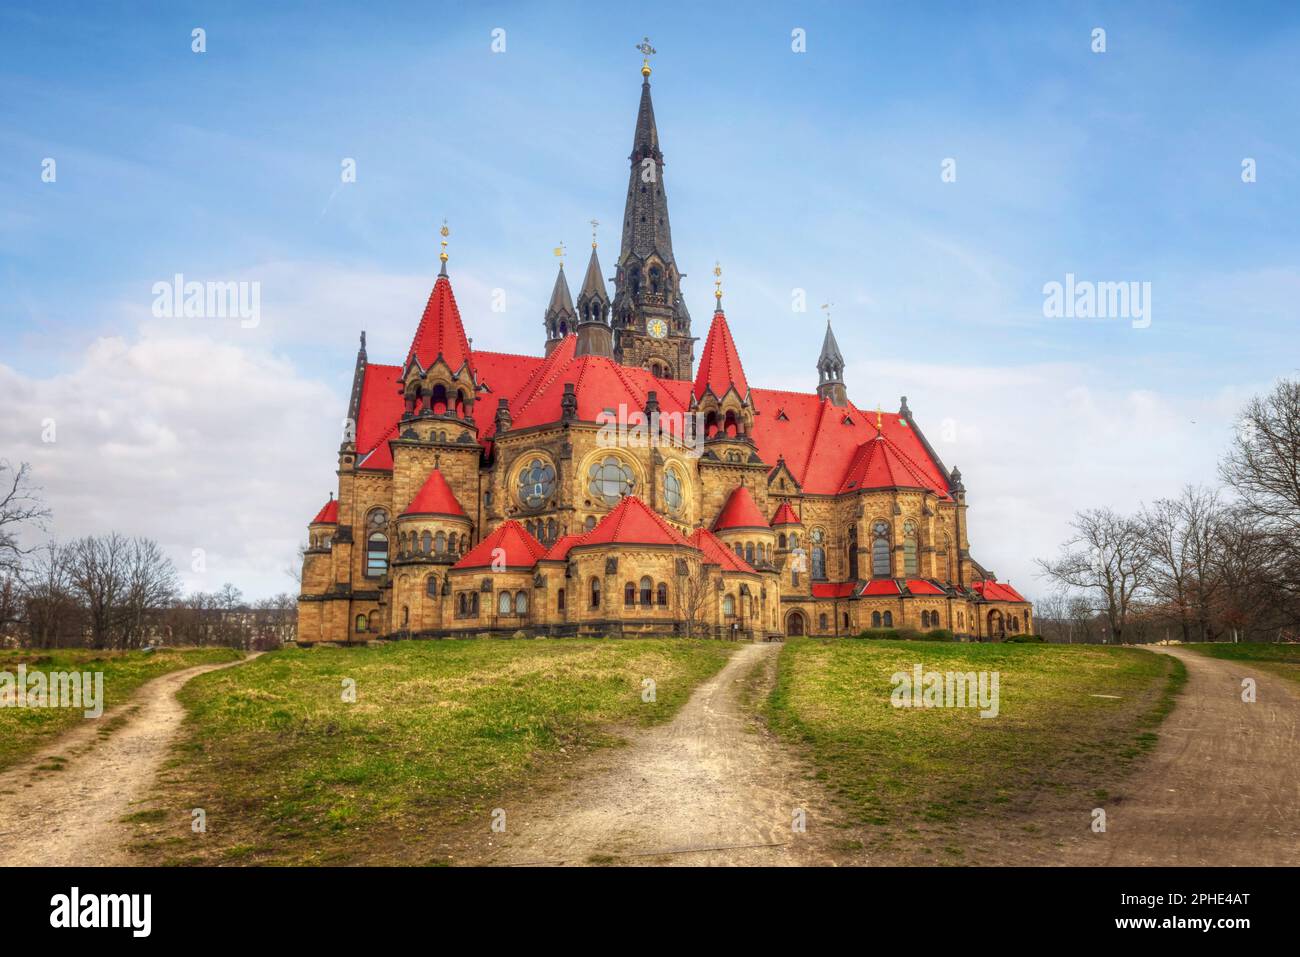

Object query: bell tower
[612,38,695,381]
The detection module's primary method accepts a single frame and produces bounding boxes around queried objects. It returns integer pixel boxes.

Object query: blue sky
[2,1,1298,599]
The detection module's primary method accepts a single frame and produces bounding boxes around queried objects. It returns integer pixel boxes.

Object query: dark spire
[574,243,614,358]
[344,329,367,447]
[543,262,576,355]
[816,320,847,406]
[618,76,674,270]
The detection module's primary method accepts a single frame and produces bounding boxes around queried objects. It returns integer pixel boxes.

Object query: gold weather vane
[590,219,599,248]
[554,241,566,261]
[439,220,450,265]
[637,36,656,77]
[713,261,723,305]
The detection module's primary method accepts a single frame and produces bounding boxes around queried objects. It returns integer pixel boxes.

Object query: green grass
[130,638,733,865]
[1181,642,1300,685]
[0,646,244,771]
[766,639,1183,836]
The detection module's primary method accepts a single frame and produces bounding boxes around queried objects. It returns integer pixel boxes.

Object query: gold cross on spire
[713,261,723,306]
[636,36,656,77]
[439,219,450,272]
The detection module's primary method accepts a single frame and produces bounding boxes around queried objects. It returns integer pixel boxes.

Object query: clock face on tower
[647,318,668,340]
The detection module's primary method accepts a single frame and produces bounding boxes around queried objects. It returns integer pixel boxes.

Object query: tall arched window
[871,611,881,628]
[789,532,800,549]
[656,582,668,606]
[545,518,557,544]
[498,591,512,615]
[883,611,893,627]
[778,532,787,548]
[871,521,891,577]
[365,509,389,577]
[639,576,653,605]
[470,592,479,613]
[722,594,735,617]
[663,468,683,514]
[903,521,918,576]
[426,575,438,598]
[937,536,950,582]
[624,582,636,606]
[590,578,601,608]
[457,593,467,615]
[745,543,755,564]
[434,531,446,555]
[515,591,528,614]
[811,528,826,580]
[819,613,828,632]
[356,614,368,632]
[847,524,859,580]
[557,588,565,611]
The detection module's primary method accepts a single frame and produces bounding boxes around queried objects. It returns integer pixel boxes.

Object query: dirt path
[0,656,255,866]
[1060,645,1300,866]
[465,641,841,866]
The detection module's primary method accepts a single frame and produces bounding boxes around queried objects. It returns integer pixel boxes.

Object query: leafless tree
[19,542,79,648]
[673,557,713,639]
[119,538,180,648]
[1140,486,1225,642]
[0,461,51,575]
[1037,508,1151,643]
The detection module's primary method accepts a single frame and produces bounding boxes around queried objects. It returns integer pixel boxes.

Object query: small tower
[816,319,848,406]
[575,226,613,358]
[543,259,577,357]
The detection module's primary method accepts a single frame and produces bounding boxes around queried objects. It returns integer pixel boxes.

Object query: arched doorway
[786,610,806,636]
[987,609,1005,641]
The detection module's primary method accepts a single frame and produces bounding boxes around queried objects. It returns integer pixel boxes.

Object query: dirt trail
[1061,645,1300,866]
[467,641,840,866]
[0,656,255,866]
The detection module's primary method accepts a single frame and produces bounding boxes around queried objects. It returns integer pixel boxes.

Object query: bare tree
[67,533,129,649]
[1222,378,1300,539]
[20,542,79,648]
[1037,508,1151,643]
[119,538,180,648]
[0,461,51,575]
[1140,486,1225,642]
[673,557,713,639]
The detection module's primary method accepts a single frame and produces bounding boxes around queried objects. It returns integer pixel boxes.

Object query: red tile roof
[540,533,585,562]
[812,581,857,598]
[693,309,749,401]
[713,485,770,532]
[578,495,693,548]
[310,497,339,524]
[972,580,1028,603]
[770,501,801,526]
[405,273,475,379]
[452,520,547,570]
[400,468,467,518]
[859,579,902,596]
[838,431,941,495]
[687,527,757,573]
[905,578,946,596]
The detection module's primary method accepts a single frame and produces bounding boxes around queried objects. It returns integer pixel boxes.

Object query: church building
[297,54,1031,643]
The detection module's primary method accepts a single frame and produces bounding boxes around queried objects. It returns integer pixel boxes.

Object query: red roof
[405,273,476,379]
[540,533,585,562]
[973,580,1028,603]
[812,581,857,598]
[859,579,902,597]
[770,501,801,526]
[838,431,940,495]
[693,309,749,401]
[400,468,467,518]
[905,579,946,596]
[713,485,770,532]
[310,497,339,524]
[687,528,757,574]
[452,521,547,570]
[578,495,693,548]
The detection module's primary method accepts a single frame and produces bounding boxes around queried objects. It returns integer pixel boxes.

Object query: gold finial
[636,36,656,77]
[590,219,599,249]
[713,261,723,306]
[876,404,883,431]
[439,219,450,265]
[553,241,566,262]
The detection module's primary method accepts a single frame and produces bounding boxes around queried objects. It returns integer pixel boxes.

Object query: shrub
[856,627,925,641]
[919,628,954,642]
[1005,633,1045,643]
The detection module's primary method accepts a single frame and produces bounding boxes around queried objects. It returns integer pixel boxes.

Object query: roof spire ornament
[713,261,723,309]
[636,36,656,78]
[590,219,599,249]
[876,404,884,432]
[438,219,450,275]
[554,240,566,264]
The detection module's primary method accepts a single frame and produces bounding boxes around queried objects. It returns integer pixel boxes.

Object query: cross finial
[553,241,566,263]
[590,219,599,249]
[636,36,656,77]
[713,261,723,307]
[438,219,450,273]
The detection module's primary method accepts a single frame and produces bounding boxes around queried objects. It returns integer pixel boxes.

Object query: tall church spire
[543,260,577,357]
[575,236,613,358]
[816,319,848,406]
[612,41,695,381]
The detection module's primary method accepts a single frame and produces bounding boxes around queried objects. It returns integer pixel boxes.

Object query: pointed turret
[575,243,613,358]
[400,227,478,420]
[816,320,847,406]
[693,302,749,403]
[343,331,367,448]
[543,262,577,356]
[611,54,694,380]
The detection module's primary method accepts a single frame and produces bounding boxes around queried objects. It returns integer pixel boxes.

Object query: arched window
[818,613,828,632]
[883,611,893,627]
[515,591,528,615]
[745,543,755,564]
[723,594,736,617]
[903,521,918,576]
[871,611,881,628]
[790,532,800,549]
[639,576,653,605]
[402,606,409,627]
[587,456,635,505]
[778,532,787,549]
[470,592,479,613]
[368,610,379,631]
[937,536,951,582]
[557,588,565,611]
[426,575,438,598]
[792,568,800,587]
[366,532,388,577]
[871,521,891,577]
[434,531,446,554]
[545,518,557,544]
[921,610,931,628]
[356,614,367,632]
[448,532,458,554]
[847,524,858,580]
[843,612,850,629]
[457,593,467,615]
[656,582,668,606]
[624,582,636,606]
[518,458,556,509]
[584,515,597,532]
[498,591,512,615]
[590,577,601,608]
[663,468,683,513]
[811,528,826,580]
